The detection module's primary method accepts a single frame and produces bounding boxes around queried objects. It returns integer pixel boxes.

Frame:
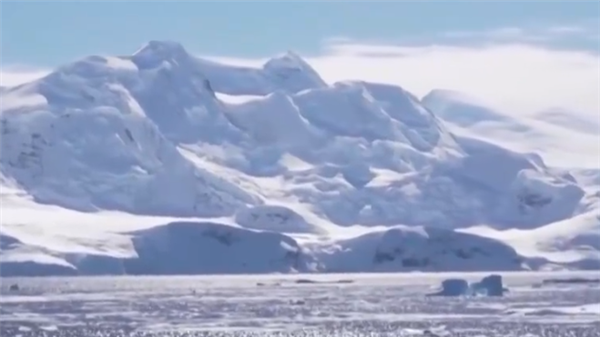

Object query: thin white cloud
[443,27,533,41]
[441,22,599,43]
[546,25,588,35]
[0,65,51,87]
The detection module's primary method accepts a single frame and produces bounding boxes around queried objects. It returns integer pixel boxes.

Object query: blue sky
[2,1,598,66]
[1,1,599,117]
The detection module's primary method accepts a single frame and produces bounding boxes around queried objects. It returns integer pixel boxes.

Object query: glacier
[1,40,598,276]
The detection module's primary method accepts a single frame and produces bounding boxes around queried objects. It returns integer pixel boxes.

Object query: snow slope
[312,225,525,273]
[1,220,319,276]
[1,40,597,276]
[462,211,600,270]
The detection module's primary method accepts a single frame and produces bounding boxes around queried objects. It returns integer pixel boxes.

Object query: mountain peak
[262,50,327,92]
[263,50,308,70]
[132,40,191,69]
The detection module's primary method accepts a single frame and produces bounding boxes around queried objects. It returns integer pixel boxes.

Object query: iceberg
[427,274,507,297]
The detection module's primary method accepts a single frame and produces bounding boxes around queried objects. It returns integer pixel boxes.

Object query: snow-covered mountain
[1,40,597,276]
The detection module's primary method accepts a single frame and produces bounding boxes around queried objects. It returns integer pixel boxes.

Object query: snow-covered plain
[0,40,599,276]
[1,272,599,336]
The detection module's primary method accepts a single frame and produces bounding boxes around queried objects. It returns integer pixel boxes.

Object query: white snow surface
[1,40,598,276]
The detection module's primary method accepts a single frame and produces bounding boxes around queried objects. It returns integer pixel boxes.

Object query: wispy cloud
[441,22,600,45]
[443,27,533,41]
[546,25,588,35]
[0,65,51,87]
